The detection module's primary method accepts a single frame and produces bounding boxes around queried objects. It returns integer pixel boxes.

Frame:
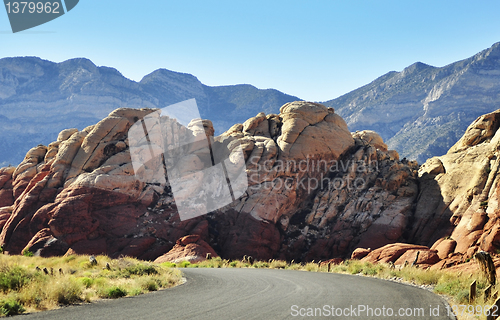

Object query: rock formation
[352,109,500,269]
[0,100,419,262]
[154,235,219,263]
[4,100,500,269]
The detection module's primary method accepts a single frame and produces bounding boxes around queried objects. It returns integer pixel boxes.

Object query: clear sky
[1,0,500,101]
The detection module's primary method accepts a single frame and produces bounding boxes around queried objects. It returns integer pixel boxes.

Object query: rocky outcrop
[0,107,209,258]
[0,101,360,260]
[359,243,433,264]
[278,130,418,261]
[7,101,500,269]
[0,167,14,207]
[351,109,500,269]
[154,235,218,263]
[406,109,500,264]
[0,100,422,262]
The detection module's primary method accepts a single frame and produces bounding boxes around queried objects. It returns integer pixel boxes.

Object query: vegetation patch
[0,254,182,315]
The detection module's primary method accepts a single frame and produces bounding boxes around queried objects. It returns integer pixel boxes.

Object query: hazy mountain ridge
[0,57,300,166]
[324,42,500,163]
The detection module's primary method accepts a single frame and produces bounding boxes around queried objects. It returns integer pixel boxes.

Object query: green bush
[160,262,177,268]
[141,278,159,292]
[253,261,269,268]
[0,266,31,292]
[124,264,158,276]
[106,287,127,299]
[22,250,34,257]
[79,277,94,288]
[0,299,25,316]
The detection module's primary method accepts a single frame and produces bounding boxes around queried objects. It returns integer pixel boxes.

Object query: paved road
[21,268,455,319]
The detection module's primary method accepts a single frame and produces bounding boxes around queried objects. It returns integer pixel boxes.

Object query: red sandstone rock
[178,235,200,246]
[431,238,457,259]
[154,235,218,263]
[351,248,372,260]
[394,249,440,266]
[479,218,500,252]
[430,253,465,270]
[361,243,431,264]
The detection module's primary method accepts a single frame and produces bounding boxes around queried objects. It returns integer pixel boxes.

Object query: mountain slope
[0,57,299,166]
[323,42,500,163]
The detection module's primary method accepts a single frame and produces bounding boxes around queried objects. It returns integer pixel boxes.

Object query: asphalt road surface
[21,268,455,319]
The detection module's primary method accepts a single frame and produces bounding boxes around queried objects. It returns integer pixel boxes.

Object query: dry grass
[0,254,182,316]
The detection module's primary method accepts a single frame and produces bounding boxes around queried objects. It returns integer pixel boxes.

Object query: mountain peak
[401,61,434,75]
[139,68,201,85]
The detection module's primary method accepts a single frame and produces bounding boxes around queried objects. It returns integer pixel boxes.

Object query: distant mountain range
[325,42,500,163]
[1,42,500,166]
[0,57,299,166]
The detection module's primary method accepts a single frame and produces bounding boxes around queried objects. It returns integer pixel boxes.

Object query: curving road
[21,268,455,319]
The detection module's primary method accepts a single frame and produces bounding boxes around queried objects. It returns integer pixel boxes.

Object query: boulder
[361,243,431,264]
[154,235,218,263]
[431,238,457,259]
[394,249,440,266]
[351,248,372,260]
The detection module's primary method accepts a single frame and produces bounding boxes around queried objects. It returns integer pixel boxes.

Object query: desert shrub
[434,277,463,297]
[105,286,127,299]
[455,289,470,304]
[270,260,287,269]
[229,261,238,267]
[141,277,160,291]
[348,263,363,275]
[161,262,177,268]
[253,261,269,268]
[0,266,31,292]
[129,288,143,296]
[51,278,82,305]
[79,277,94,288]
[124,264,158,276]
[0,299,25,316]
[286,263,302,270]
[22,250,34,257]
[304,263,319,272]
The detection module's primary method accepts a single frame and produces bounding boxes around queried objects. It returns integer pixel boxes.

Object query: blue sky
[1,0,500,101]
